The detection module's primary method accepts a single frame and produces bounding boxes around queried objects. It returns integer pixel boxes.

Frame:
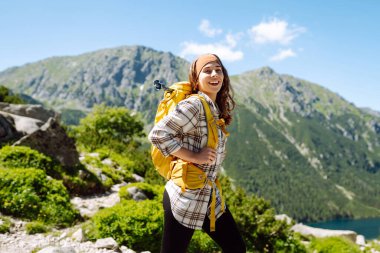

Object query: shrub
[0,146,62,178]
[188,230,219,253]
[0,216,12,233]
[0,168,79,227]
[0,85,24,104]
[119,182,164,201]
[0,146,105,196]
[220,175,306,253]
[72,104,145,152]
[26,221,49,234]
[309,236,361,253]
[85,199,163,253]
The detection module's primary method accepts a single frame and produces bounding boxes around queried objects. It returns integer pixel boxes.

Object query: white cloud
[199,19,223,38]
[249,18,306,45]
[225,32,244,48]
[180,41,243,62]
[270,49,296,62]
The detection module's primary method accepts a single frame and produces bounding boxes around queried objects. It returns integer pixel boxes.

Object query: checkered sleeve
[148,97,202,157]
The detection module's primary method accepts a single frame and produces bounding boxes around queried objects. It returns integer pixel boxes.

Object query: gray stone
[71,228,85,242]
[13,117,80,167]
[120,246,136,253]
[37,246,76,253]
[0,112,22,143]
[275,214,293,225]
[132,173,145,182]
[356,234,366,246]
[291,223,357,242]
[95,237,118,250]
[133,191,147,201]
[127,186,138,195]
[0,103,57,122]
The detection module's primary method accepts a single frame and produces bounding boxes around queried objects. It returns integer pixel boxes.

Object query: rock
[13,117,80,167]
[5,112,44,134]
[59,232,68,240]
[356,234,366,246]
[133,191,148,201]
[0,113,22,143]
[127,186,139,195]
[95,237,118,250]
[111,182,127,192]
[132,173,145,182]
[291,223,357,242]
[37,246,76,253]
[275,214,293,225]
[126,186,148,201]
[0,103,57,122]
[120,246,136,253]
[71,228,85,242]
[101,158,113,166]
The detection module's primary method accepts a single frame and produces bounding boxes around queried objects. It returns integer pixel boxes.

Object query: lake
[306,217,380,240]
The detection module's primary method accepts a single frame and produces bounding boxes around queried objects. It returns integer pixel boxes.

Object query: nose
[211,69,218,77]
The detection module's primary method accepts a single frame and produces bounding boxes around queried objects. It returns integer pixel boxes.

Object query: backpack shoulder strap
[190,94,218,149]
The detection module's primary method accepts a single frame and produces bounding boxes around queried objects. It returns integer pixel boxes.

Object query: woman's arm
[172,147,216,165]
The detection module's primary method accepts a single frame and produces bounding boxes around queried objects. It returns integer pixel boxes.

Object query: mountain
[0,45,189,124]
[1,46,380,222]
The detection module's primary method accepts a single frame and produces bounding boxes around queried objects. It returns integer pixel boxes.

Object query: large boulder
[0,102,57,122]
[0,113,22,143]
[0,103,79,168]
[13,117,80,167]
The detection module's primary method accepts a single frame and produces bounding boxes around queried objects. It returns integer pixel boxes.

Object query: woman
[149,54,246,253]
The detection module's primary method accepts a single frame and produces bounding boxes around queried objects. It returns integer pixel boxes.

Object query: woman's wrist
[172,148,198,163]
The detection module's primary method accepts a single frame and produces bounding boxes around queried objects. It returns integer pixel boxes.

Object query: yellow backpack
[151,80,219,180]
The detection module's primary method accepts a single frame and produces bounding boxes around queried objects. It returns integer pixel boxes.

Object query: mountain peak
[257,66,275,76]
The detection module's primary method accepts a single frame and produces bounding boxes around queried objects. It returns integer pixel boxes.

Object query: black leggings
[161,190,246,253]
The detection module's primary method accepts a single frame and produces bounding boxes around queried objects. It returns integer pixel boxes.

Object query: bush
[119,182,164,201]
[0,146,105,196]
[0,168,79,227]
[188,230,219,253]
[0,216,12,233]
[309,236,361,253]
[26,221,49,234]
[72,104,145,152]
[0,85,24,104]
[0,146,62,178]
[84,199,163,253]
[220,175,306,253]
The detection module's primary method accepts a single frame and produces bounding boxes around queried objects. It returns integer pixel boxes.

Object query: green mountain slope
[1,46,379,222]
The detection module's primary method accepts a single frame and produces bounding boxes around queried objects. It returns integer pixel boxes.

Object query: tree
[0,85,24,104]
[73,104,145,152]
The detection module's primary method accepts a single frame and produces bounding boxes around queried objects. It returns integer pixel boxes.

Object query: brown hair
[189,54,236,126]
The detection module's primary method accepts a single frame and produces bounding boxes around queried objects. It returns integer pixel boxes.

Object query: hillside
[1,46,380,222]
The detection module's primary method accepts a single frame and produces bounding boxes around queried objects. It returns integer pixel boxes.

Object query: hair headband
[194,54,221,78]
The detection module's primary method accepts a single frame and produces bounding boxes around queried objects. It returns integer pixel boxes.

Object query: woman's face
[197,61,224,101]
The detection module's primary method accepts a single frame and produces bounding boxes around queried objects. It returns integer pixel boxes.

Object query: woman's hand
[172,147,217,165]
[195,147,217,165]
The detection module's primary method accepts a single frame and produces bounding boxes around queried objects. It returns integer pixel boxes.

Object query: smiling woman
[148,54,245,253]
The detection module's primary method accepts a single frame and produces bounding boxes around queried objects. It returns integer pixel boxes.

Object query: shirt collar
[197,91,220,116]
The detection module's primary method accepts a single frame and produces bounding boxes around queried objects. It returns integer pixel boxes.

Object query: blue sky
[1,0,379,111]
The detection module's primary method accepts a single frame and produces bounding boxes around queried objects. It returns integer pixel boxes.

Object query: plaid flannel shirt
[148,92,227,230]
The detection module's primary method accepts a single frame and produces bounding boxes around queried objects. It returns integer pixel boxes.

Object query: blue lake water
[306,217,380,240]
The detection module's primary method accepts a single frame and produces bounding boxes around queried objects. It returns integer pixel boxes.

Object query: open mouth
[209,81,220,86]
